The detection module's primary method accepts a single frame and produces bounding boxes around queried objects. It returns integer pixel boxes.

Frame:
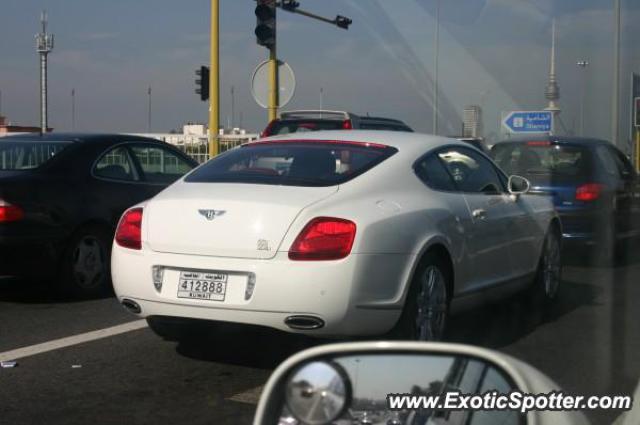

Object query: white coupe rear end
[111,131,559,340]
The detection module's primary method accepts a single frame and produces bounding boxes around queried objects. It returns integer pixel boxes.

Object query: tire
[60,225,112,298]
[530,227,562,306]
[391,252,450,341]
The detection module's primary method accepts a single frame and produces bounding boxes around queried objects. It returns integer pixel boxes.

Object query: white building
[463,105,482,138]
[129,124,259,163]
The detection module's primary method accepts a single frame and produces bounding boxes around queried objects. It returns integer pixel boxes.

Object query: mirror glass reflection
[278,353,524,425]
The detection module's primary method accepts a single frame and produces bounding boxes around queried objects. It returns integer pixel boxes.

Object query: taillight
[289,217,356,261]
[261,119,277,138]
[341,119,353,130]
[576,183,604,202]
[0,199,24,223]
[115,208,143,250]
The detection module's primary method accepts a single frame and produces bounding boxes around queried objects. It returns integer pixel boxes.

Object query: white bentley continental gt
[111,131,561,341]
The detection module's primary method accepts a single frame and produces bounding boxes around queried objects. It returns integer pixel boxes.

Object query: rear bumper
[111,245,411,338]
[0,237,61,278]
[561,232,596,246]
[558,209,609,247]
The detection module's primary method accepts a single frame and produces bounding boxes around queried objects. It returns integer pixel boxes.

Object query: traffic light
[335,15,352,30]
[281,0,299,11]
[195,66,209,102]
[255,0,276,48]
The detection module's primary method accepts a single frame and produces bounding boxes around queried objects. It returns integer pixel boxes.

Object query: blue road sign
[502,111,553,133]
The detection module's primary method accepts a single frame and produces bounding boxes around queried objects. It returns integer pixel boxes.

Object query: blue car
[492,137,640,263]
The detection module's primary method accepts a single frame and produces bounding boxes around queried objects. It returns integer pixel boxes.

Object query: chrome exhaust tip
[121,298,142,314]
[284,315,325,330]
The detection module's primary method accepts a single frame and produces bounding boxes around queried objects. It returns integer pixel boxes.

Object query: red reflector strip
[526,141,552,146]
[247,139,389,149]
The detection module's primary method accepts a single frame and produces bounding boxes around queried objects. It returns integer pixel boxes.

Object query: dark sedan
[0,133,198,296]
[492,136,640,264]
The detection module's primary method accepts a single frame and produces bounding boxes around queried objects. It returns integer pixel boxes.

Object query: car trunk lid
[528,183,585,208]
[145,183,338,259]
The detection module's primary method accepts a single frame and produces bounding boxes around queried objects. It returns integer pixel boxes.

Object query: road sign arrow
[502,111,553,133]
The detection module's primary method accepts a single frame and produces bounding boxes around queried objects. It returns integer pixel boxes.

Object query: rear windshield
[0,141,71,170]
[359,121,413,132]
[492,142,591,181]
[185,141,397,187]
[267,119,344,136]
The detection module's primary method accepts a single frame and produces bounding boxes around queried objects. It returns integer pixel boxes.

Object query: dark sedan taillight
[115,208,143,250]
[575,183,605,202]
[0,199,24,223]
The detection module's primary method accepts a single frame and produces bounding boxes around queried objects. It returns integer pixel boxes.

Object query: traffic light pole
[209,0,220,159]
[279,1,352,29]
[268,46,279,121]
[255,0,350,123]
[636,129,640,172]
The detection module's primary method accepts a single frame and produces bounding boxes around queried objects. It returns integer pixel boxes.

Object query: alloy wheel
[414,266,448,341]
[72,236,106,289]
[542,233,561,299]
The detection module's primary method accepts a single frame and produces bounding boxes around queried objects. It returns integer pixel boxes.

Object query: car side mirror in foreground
[253,341,591,425]
[508,175,531,197]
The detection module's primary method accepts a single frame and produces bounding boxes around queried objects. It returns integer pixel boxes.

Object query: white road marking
[0,320,148,362]
[227,385,264,405]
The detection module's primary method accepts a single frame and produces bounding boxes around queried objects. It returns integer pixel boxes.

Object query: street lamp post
[577,60,589,136]
[231,85,235,129]
[147,86,152,133]
[612,0,621,147]
[433,0,440,135]
[71,88,76,130]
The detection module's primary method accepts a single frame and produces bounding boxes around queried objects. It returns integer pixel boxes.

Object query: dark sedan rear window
[359,121,413,132]
[0,141,71,170]
[268,119,345,136]
[185,141,397,187]
[492,142,591,180]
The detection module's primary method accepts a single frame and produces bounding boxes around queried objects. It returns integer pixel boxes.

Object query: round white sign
[251,60,296,109]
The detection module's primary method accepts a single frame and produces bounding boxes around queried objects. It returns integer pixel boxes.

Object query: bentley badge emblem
[198,209,226,221]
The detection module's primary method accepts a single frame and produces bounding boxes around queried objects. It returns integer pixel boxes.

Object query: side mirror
[508,175,531,196]
[253,342,591,425]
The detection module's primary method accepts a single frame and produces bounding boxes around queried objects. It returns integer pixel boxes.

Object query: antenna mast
[35,10,54,133]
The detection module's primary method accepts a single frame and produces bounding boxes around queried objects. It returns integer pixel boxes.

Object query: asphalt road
[1,256,639,425]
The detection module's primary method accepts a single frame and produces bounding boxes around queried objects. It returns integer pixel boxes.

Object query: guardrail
[176,138,247,164]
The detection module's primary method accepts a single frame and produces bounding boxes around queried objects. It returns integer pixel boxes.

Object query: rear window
[267,119,344,136]
[492,142,591,180]
[185,141,397,187]
[0,141,71,170]
[359,121,413,132]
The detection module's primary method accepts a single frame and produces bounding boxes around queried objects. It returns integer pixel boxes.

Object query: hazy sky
[0,1,638,146]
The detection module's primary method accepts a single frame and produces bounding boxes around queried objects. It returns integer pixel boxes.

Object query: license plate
[177,271,227,301]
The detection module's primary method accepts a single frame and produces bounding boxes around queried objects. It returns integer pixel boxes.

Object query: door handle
[472,209,487,219]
